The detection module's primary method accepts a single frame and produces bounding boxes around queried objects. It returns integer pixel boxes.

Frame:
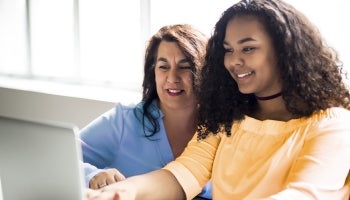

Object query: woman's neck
[162,107,198,158]
[162,107,197,132]
[253,97,294,121]
[255,92,282,101]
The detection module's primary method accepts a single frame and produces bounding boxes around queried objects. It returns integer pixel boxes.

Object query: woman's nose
[227,53,244,67]
[167,69,180,83]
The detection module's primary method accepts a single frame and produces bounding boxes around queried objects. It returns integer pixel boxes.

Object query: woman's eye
[224,48,233,54]
[243,47,255,53]
[179,66,192,70]
[159,65,168,70]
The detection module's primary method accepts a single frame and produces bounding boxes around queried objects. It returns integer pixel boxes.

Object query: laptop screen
[0,115,85,200]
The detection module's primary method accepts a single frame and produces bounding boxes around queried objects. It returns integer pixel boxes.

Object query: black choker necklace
[255,92,282,101]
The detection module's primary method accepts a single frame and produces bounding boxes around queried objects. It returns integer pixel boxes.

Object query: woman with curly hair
[87,0,350,199]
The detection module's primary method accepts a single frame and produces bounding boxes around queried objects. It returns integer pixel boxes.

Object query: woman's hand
[87,169,184,200]
[89,168,126,189]
[86,181,137,200]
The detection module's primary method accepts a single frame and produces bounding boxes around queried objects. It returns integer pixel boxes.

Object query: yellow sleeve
[272,108,350,199]
[164,133,221,199]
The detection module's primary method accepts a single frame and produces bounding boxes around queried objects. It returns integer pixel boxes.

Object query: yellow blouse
[164,107,350,199]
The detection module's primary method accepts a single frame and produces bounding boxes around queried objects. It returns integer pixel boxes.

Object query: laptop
[0,115,85,200]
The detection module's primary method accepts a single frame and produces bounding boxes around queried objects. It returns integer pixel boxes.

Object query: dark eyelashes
[223,48,233,53]
[223,46,256,53]
[243,47,255,52]
[157,65,192,70]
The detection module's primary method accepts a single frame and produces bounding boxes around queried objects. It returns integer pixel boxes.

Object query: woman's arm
[87,169,185,200]
[80,105,124,186]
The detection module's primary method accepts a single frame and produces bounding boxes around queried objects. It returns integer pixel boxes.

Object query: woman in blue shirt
[79,24,212,199]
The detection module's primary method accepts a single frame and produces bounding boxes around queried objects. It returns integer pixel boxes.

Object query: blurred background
[0,0,349,128]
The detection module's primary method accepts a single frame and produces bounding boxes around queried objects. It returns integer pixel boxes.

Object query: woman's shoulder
[302,107,350,130]
[301,107,350,144]
[98,102,141,122]
[312,107,350,121]
[305,107,350,136]
[110,100,162,119]
[111,101,142,113]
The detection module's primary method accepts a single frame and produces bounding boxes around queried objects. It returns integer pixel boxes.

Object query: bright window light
[30,0,76,79]
[79,0,142,89]
[0,0,27,74]
[0,0,349,100]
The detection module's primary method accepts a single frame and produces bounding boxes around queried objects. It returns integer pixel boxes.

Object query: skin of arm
[87,169,185,200]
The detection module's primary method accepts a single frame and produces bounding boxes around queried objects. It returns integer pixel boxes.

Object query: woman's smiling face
[223,15,282,97]
[155,41,197,111]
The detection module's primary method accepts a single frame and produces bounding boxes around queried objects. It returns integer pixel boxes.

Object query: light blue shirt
[80,100,212,199]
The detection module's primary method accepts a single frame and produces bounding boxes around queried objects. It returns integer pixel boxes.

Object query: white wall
[0,87,118,129]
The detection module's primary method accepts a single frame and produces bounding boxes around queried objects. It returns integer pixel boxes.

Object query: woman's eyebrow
[178,58,191,65]
[157,57,190,64]
[238,37,256,44]
[223,37,257,46]
[156,57,168,63]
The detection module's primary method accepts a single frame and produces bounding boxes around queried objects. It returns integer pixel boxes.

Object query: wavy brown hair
[197,0,350,140]
[136,24,207,137]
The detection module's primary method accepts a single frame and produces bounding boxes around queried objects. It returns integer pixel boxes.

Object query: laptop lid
[0,115,85,200]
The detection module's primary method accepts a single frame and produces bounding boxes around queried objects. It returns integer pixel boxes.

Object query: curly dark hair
[135,24,207,137]
[197,0,350,140]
